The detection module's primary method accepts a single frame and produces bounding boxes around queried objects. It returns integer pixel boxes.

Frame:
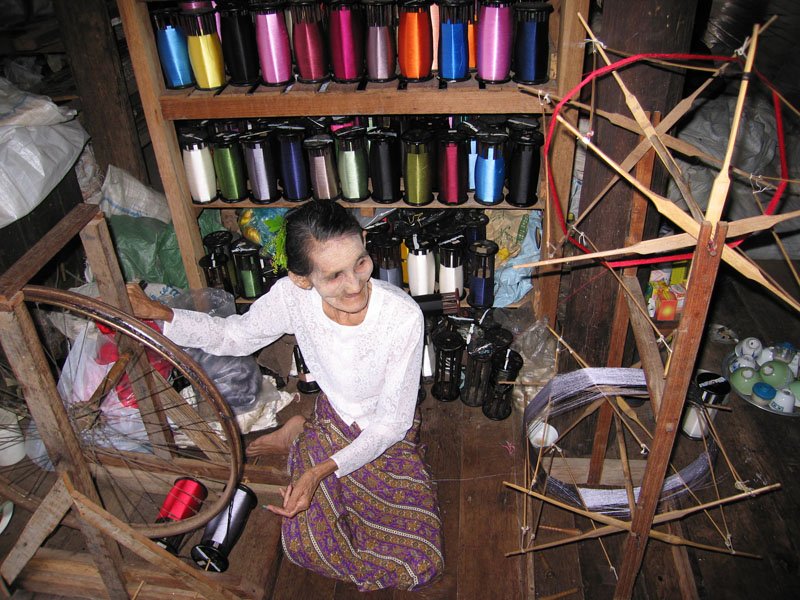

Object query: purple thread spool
[253,2,293,85]
[329,0,365,83]
[364,0,398,82]
[476,0,513,84]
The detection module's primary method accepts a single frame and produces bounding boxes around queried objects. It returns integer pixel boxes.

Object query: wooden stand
[0,205,283,599]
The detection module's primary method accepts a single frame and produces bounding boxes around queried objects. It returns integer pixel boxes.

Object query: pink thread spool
[253,2,293,85]
[329,0,365,83]
[476,0,513,84]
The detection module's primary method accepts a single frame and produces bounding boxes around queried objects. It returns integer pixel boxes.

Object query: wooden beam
[614,222,727,599]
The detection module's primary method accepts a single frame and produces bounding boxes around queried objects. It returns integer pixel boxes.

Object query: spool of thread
[681,371,731,439]
[483,348,524,420]
[512,2,553,85]
[464,212,489,245]
[191,484,258,573]
[329,0,365,83]
[412,291,460,316]
[329,115,358,133]
[232,240,264,299]
[199,252,235,293]
[474,131,507,205]
[402,129,434,206]
[185,10,226,89]
[219,2,260,85]
[432,329,465,402]
[476,0,513,84]
[290,1,329,83]
[438,0,472,82]
[467,239,499,308]
[335,127,370,201]
[293,345,321,394]
[204,229,238,289]
[304,134,340,200]
[456,120,481,190]
[155,477,208,554]
[398,0,434,81]
[406,234,436,296]
[364,0,398,82]
[277,126,311,201]
[153,9,195,89]
[438,236,465,298]
[461,324,493,407]
[253,2,293,85]
[430,1,440,72]
[180,133,217,203]
[373,234,403,287]
[242,131,282,202]
[437,130,469,205]
[212,134,249,201]
[467,9,477,70]
[368,128,402,203]
[507,127,544,207]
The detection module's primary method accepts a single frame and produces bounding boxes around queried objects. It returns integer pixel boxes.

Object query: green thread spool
[402,129,434,206]
[335,127,370,201]
[231,239,264,299]
[212,134,248,202]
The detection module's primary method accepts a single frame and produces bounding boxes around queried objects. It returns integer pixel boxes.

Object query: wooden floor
[3,262,799,599]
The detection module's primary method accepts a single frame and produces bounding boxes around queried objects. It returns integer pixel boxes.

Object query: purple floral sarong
[281,394,444,591]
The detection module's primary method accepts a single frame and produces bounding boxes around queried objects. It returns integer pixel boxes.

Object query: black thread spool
[467,240,499,309]
[203,230,238,289]
[219,1,260,85]
[506,128,544,207]
[368,128,402,203]
[432,329,465,402]
[485,326,513,355]
[364,220,392,278]
[241,131,282,203]
[259,254,286,294]
[482,348,523,420]
[461,325,494,407]
[191,484,258,572]
[294,344,321,394]
[372,234,404,288]
[199,253,235,294]
[437,130,469,205]
[231,240,264,299]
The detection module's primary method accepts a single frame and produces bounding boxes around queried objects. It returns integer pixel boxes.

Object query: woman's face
[305,233,373,317]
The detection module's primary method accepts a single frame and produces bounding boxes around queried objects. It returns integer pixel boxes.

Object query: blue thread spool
[512,2,554,85]
[474,132,507,205]
[507,126,544,207]
[467,239,498,309]
[276,125,311,201]
[438,0,472,82]
[153,9,195,89]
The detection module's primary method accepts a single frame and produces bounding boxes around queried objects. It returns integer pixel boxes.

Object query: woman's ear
[288,271,313,290]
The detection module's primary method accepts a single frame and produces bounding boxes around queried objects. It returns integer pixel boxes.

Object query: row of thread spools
[200,209,505,310]
[180,114,544,206]
[155,0,554,90]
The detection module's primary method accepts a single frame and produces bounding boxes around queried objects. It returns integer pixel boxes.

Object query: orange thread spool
[398,1,434,81]
[468,18,477,70]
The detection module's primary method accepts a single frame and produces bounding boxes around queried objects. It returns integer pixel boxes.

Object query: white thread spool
[182,136,217,203]
[407,234,436,296]
[438,236,464,297]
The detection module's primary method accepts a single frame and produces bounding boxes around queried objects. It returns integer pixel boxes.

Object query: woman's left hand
[267,459,337,518]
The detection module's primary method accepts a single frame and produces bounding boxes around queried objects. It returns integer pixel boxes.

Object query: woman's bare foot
[246,415,306,457]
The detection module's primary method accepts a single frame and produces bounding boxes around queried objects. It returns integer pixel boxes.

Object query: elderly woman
[128,200,443,591]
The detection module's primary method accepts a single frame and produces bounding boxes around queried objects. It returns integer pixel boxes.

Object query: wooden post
[614,221,727,598]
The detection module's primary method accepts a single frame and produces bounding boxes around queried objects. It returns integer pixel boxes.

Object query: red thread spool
[158,477,208,521]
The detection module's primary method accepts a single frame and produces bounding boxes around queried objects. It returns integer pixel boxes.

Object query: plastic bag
[97,164,171,224]
[165,287,236,318]
[182,347,263,413]
[493,211,542,307]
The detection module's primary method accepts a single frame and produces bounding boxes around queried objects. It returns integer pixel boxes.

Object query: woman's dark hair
[285,200,363,276]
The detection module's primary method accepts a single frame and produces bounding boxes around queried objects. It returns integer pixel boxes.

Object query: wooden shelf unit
[117,0,589,320]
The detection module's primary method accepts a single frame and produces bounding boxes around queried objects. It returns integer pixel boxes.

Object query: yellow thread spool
[186,12,225,90]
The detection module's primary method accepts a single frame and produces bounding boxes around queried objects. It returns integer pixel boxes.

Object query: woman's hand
[267,459,337,518]
[126,283,174,322]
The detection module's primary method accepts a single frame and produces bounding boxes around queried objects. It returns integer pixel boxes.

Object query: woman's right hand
[126,283,174,322]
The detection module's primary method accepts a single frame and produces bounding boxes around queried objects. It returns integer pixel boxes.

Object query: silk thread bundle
[335,127,370,201]
[364,0,397,82]
[277,126,311,200]
[329,0,365,83]
[185,10,226,89]
[153,9,195,89]
[181,132,217,203]
[476,0,513,84]
[402,129,434,206]
[304,134,340,200]
[290,1,329,83]
[219,3,260,85]
[368,128,401,202]
[438,0,471,82]
[406,234,436,296]
[242,132,281,202]
[474,131,507,205]
[437,130,468,205]
[512,2,553,85]
[213,134,248,201]
[254,3,293,85]
[398,0,434,81]
[507,127,544,207]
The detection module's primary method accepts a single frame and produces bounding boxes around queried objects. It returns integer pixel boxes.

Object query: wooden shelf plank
[191,197,545,212]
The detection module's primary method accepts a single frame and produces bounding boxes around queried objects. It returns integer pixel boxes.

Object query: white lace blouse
[163,277,424,477]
